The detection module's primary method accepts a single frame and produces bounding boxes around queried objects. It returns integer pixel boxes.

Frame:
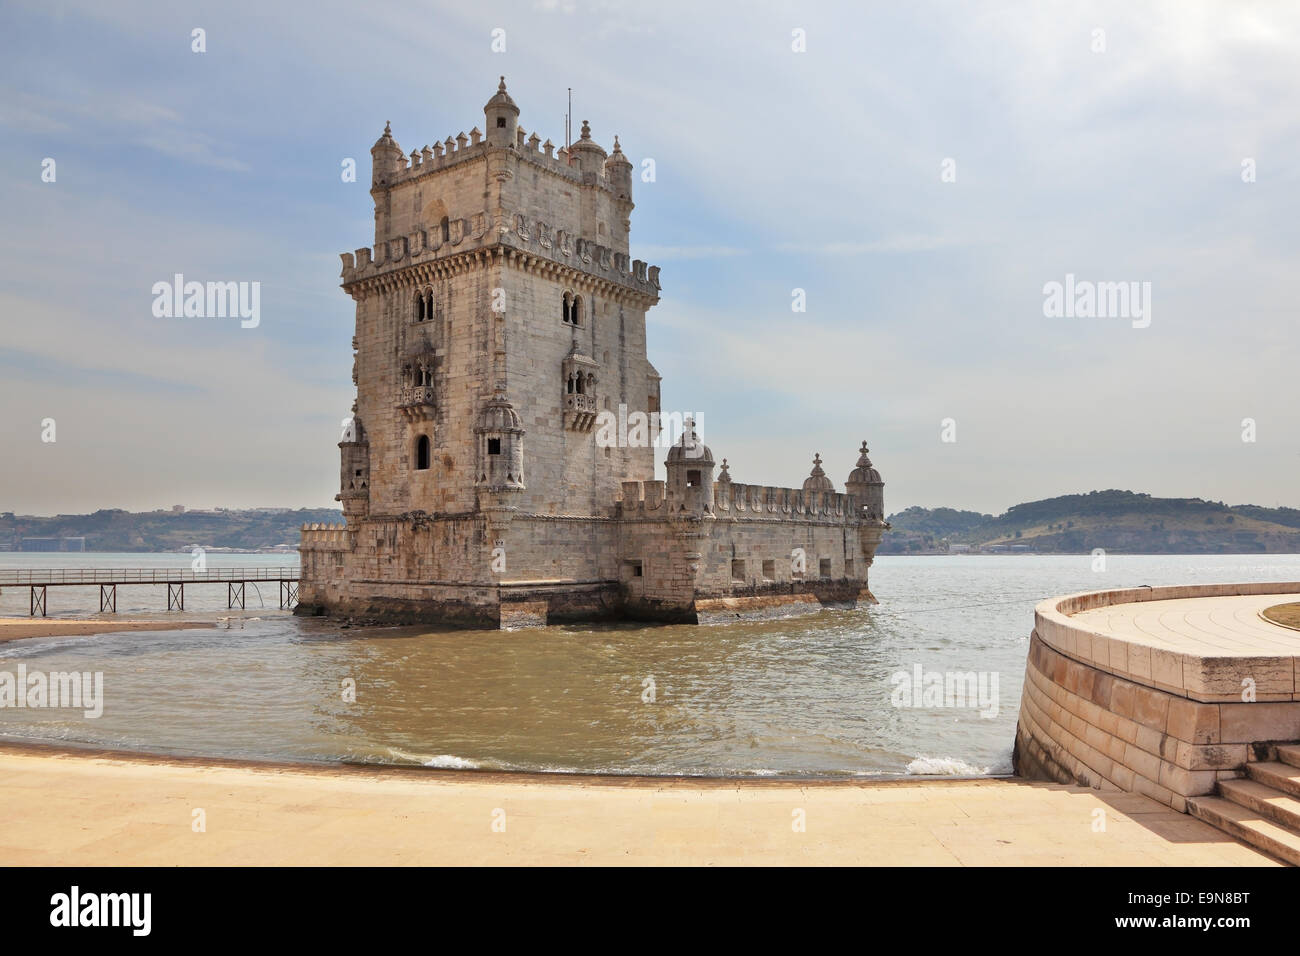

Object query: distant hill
[882,490,1300,554]
[7,492,1300,555]
[0,508,344,553]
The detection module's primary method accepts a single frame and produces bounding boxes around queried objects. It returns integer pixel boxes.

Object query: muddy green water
[3,553,1299,776]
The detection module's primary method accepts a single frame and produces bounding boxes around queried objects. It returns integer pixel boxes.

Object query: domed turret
[665,429,714,466]
[569,119,608,175]
[665,421,715,513]
[484,76,520,148]
[802,453,834,494]
[337,411,370,523]
[604,135,633,202]
[370,121,405,186]
[844,440,885,519]
[474,390,525,491]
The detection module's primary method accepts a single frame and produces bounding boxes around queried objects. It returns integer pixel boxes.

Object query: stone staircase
[1188,744,1300,865]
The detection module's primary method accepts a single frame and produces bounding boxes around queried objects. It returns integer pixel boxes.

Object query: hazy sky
[2,0,1297,516]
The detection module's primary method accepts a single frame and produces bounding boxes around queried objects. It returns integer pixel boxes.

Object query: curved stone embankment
[1015,583,1300,812]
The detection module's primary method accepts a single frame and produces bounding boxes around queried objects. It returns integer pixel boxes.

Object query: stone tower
[337,78,663,525]
[301,80,887,628]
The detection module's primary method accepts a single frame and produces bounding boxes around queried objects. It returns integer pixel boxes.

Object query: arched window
[572,295,583,326]
[562,291,573,325]
[415,435,430,470]
[440,216,450,243]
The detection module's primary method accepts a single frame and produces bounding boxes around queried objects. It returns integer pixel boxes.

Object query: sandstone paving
[0,747,1276,866]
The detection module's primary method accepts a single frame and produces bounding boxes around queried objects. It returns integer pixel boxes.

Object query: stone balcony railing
[398,385,435,422]
[564,393,598,431]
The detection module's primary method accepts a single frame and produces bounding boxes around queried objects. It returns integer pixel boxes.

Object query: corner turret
[665,421,715,513]
[844,440,885,520]
[484,76,520,148]
[370,121,404,187]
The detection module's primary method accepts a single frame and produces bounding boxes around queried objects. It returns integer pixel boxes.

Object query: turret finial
[580,119,591,140]
[499,75,507,92]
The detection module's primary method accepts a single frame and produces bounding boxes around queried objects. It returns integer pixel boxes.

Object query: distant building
[299,80,889,628]
[172,505,185,513]
[21,537,61,552]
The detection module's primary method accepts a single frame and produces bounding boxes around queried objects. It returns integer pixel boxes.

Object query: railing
[0,567,299,586]
[565,393,597,413]
[398,385,435,406]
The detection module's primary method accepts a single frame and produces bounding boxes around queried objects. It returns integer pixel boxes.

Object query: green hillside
[882,490,1300,554]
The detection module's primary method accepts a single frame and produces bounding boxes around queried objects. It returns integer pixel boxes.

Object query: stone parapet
[1015,583,1300,811]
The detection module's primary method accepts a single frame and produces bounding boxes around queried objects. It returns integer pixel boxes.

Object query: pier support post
[280,580,299,609]
[228,581,245,610]
[99,584,117,613]
[167,582,185,611]
[30,585,47,617]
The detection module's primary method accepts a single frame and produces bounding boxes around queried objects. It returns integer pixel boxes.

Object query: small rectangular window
[687,470,701,487]
[819,558,832,578]
[487,438,502,455]
[845,558,855,576]
[762,559,775,582]
[496,117,506,128]
[731,559,745,582]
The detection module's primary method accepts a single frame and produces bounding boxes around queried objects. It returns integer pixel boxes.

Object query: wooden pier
[0,567,300,616]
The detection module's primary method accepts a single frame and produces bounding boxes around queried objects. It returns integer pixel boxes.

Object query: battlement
[338,212,660,298]
[618,480,863,522]
[381,124,619,192]
[300,524,353,550]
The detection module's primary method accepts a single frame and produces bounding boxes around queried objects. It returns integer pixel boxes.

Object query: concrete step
[1277,745,1300,770]
[1247,760,1300,799]
[1187,795,1300,866]
[1219,778,1300,831]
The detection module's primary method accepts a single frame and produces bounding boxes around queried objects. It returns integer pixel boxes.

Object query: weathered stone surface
[1017,585,1300,811]
[299,82,888,627]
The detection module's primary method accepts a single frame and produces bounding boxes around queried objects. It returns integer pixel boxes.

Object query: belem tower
[297,79,888,627]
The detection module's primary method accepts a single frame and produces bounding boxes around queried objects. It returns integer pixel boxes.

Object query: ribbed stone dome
[475,394,522,432]
[484,76,519,114]
[802,453,834,493]
[847,441,883,485]
[372,121,400,152]
[666,427,713,465]
[604,136,632,169]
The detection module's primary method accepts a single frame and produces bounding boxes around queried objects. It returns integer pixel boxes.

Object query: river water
[2,552,1298,776]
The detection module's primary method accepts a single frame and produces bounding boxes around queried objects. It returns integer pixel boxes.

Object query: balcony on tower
[398,353,437,422]
[562,344,600,431]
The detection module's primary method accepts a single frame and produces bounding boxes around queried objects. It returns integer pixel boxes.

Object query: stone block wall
[1014,583,1300,811]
